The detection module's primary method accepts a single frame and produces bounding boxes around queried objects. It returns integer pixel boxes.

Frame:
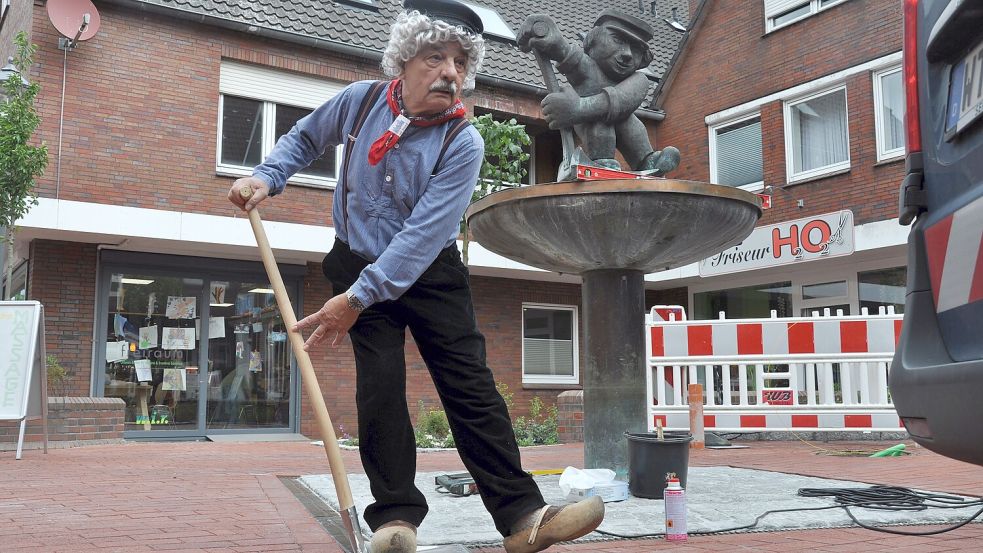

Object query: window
[764,0,850,32]
[693,281,793,320]
[2,260,27,301]
[459,1,516,41]
[873,66,905,161]
[522,304,578,385]
[859,267,906,314]
[709,114,763,190]
[218,61,346,187]
[784,86,850,182]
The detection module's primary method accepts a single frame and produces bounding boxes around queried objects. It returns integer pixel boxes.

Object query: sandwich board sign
[0,301,49,459]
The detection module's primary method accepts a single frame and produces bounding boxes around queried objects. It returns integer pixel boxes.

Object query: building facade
[649,0,907,321]
[1,0,689,440]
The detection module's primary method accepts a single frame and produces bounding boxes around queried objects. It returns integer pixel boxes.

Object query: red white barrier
[646,309,904,433]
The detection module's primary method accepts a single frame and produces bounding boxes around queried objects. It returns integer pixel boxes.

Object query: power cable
[592,485,983,540]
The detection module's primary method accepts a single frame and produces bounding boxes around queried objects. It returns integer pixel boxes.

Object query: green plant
[415,400,455,448]
[462,114,531,264]
[45,355,68,396]
[1,32,49,296]
[497,382,559,447]
[513,396,559,447]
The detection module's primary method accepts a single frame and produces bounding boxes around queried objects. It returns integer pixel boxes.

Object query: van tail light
[903,0,921,154]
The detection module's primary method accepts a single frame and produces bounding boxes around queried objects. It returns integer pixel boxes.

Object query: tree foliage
[0,31,48,233]
[463,114,531,263]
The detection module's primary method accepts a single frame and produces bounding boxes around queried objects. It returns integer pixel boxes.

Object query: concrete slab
[299,467,982,547]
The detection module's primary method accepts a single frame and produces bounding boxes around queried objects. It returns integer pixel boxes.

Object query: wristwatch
[345,289,366,313]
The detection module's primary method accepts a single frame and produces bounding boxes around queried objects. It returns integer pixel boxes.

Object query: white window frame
[521,302,579,385]
[872,65,905,162]
[708,112,764,192]
[217,61,346,189]
[783,85,851,184]
[764,0,850,33]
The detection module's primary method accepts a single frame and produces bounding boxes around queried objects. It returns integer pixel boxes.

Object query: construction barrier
[646,307,904,432]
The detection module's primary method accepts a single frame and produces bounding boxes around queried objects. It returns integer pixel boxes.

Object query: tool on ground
[530,17,591,182]
[239,186,367,553]
[435,473,478,497]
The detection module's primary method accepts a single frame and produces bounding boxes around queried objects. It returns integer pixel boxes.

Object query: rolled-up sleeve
[348,130,484,307]
[252,84,359,195]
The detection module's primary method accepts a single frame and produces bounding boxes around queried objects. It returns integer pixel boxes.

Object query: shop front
[657,211,909,320]
[96,251,305,437]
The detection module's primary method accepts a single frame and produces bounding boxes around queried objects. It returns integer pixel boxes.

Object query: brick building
[0,0,689,441]
[648,0,908,321]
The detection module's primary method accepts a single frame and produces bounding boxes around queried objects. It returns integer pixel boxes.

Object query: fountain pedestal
[466,179,761,475]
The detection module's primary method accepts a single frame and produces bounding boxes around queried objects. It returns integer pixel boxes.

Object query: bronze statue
[518,9,680,180]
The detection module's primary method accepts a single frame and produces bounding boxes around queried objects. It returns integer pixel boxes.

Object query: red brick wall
[299,268,587,439]
[28,240,98,397]
[0,397,125,448]
[27,2,546,230]
[657,0,905,227]
[0,0,34,64]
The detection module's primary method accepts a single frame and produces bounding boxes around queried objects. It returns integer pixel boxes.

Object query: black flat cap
[404,0,484,35]
[594,8,654,47]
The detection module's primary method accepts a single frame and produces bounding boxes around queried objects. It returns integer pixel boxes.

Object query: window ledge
[521,382,582,391]
[874,155,905,167]
[216,166,338,190]
[786,166,851,186]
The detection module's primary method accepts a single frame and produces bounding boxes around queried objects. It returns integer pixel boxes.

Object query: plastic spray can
[664,477,687,541]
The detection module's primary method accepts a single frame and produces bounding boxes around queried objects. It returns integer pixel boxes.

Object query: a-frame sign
[1,301,49,459]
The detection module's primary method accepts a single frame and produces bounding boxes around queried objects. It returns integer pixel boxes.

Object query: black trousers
[322,238,545,535]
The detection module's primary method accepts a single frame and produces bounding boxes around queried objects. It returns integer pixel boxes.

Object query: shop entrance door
[101,265,297,436]
[205,280,293,431]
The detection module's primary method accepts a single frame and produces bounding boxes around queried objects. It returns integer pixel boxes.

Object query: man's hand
[229,176,270,211]
[293,293,360,351]
[542,84,583,129]
[517,15,566,60]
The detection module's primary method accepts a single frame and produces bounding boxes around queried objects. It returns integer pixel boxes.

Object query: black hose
[591,485,983,539]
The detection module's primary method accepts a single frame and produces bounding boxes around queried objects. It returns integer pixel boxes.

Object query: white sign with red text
[699,210,855,277]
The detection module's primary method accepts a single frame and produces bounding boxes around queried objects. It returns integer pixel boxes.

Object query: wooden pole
[688,384,705,449]
[239,188,364,551]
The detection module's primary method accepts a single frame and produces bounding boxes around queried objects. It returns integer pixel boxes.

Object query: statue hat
[594,9,654,47]
[403,0,484,35]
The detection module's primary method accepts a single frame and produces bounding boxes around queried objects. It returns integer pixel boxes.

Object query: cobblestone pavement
[1,439,981,552]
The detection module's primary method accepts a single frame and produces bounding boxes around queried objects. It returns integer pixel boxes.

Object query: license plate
[946,40,983,137]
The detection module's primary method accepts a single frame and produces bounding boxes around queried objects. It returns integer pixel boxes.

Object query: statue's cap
[594,9,654,47]
[403,0,484,35]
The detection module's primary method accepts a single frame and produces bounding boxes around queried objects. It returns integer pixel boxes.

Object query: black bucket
[625,431,693,499]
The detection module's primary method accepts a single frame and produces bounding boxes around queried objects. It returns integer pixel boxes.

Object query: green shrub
[415,401,455,449]
[45,355,68,396]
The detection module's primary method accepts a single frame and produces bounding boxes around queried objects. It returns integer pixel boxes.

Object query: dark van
[891,0,983,466]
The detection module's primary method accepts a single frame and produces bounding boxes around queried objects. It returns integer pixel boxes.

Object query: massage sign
[699,211,855,277]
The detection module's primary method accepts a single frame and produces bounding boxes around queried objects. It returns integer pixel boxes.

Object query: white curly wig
[381,10,486,91]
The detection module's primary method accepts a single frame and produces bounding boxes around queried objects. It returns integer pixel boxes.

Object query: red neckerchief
[368,79,466,166]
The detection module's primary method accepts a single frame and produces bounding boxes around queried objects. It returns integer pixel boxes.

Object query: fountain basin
[465,179,762,275]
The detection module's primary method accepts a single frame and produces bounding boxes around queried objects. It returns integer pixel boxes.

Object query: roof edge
[652,0,711,112]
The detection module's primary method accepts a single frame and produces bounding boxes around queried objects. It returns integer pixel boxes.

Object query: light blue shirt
[252,80,484,308]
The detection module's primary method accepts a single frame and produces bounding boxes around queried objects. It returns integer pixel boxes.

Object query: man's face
[590,26,645,81]
[400,41,468,117]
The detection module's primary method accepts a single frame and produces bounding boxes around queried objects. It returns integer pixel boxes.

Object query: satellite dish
[46,0,101,42]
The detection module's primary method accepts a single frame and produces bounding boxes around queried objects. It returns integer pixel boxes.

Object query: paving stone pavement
[300,466,983,547]
[1,438,982,552]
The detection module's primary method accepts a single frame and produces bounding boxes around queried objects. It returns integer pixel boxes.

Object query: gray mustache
[430,80,458,95]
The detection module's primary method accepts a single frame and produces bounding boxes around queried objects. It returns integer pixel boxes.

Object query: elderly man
[228,1,603,552]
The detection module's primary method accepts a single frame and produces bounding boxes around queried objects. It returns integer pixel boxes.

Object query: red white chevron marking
[925,195,983,312]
